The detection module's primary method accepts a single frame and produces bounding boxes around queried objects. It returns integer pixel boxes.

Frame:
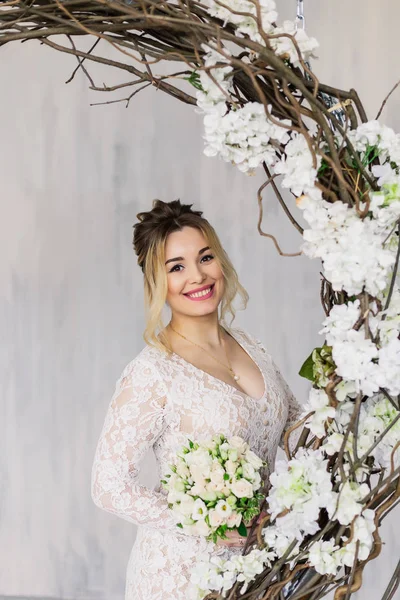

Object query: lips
[184,283,215,300]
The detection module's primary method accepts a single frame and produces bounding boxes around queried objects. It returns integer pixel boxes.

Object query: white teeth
[188,286,212,298]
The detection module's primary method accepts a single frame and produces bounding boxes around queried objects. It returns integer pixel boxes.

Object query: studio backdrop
[1,1,399,599]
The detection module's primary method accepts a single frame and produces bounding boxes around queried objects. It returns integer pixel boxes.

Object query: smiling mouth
[184,283,215,300]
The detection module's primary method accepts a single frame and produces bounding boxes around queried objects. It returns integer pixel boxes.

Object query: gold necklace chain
[168,323,240,382]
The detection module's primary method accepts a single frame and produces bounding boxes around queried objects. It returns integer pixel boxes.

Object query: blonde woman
[91,199,303,600]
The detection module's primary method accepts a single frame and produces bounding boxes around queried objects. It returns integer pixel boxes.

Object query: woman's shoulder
[116,342,169,380]
[228,324,265,348]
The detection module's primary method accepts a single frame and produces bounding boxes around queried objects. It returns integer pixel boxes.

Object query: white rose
[225,459,238,476]
[192,519,211,536]
[176,461,190,479]
[190,463,211,481]
[202,489,218,502]
[226,512,242,528]
[190,480,208,498]
[186,448,213,468]
[210,461,225,485]
[231,478,254,498]
[167,489,186,504]
[209,509,224,527]
[252,472,262,491]
[181,515,196,527]
[208,481,227,494]
[244,449,263,470]
[176,495,195,516]
[229,436,249,454]
[227,448,239,462]
[242,463,256,480]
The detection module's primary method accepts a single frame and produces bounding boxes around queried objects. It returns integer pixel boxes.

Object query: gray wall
[1,1,399,598]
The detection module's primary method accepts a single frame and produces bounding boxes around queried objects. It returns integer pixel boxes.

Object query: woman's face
[164,226,225,318]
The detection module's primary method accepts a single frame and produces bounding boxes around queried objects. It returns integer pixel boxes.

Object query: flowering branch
[2,1,400,599]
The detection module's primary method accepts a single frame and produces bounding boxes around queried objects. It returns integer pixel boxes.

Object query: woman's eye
[168,254,214,273]
[169,264,183,273]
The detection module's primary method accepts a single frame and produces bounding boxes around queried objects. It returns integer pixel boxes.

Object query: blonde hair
[133,199,249,354]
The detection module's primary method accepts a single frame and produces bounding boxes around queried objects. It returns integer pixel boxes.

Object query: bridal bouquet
[161,434,267,542]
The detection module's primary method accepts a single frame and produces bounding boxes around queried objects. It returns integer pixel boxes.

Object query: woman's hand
[215,510,269,549]
[215,527,248,549]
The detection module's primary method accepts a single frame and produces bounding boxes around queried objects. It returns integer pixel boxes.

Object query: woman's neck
[168,312,225,348]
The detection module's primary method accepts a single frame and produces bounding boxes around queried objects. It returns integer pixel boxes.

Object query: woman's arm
[91,357,191,533]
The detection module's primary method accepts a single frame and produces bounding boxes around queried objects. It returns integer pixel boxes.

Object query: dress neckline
[165,326,267,403]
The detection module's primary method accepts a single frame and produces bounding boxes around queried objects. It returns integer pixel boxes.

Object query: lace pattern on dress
[91,326,304,599]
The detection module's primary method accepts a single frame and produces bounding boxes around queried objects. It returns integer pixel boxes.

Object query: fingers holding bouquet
[162,434,268,550]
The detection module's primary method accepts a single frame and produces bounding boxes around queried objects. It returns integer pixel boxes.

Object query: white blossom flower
[203,102,291,173]
[203,0,277,44]
[301,388,336,438]
[319,300,361,345]
[308,539,341,575]
[329,481,370,525]
[189,546,274,599]
[263,525,301,559]
[192,498,209,520]
[267,448,336,537]
[273,132,321,196]
[269,20,319,67]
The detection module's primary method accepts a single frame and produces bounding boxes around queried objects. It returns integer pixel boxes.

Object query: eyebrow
[165,246,210,266]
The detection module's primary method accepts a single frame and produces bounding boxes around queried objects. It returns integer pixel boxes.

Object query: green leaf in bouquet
[177,523,183,528]
[209,524,228,543]
[210,531,218,543]
[188,439,194,449]
[237,521,248,537]
[160,479,168,485]
[243,505,259,522]
[223,473,230,480]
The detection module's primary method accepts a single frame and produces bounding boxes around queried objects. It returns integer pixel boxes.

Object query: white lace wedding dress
[91,326,303,600]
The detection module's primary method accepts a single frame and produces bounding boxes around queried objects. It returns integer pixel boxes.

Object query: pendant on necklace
[233,374,240,381]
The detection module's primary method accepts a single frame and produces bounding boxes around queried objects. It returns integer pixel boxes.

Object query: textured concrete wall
[1,1,399,598]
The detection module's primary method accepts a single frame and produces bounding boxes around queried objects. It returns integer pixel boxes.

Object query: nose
[187,261,206,284]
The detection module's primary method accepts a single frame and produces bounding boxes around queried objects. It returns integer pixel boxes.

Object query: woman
[91,199,303,600]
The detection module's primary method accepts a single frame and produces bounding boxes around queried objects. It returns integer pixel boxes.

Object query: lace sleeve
[91,357,189,533]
